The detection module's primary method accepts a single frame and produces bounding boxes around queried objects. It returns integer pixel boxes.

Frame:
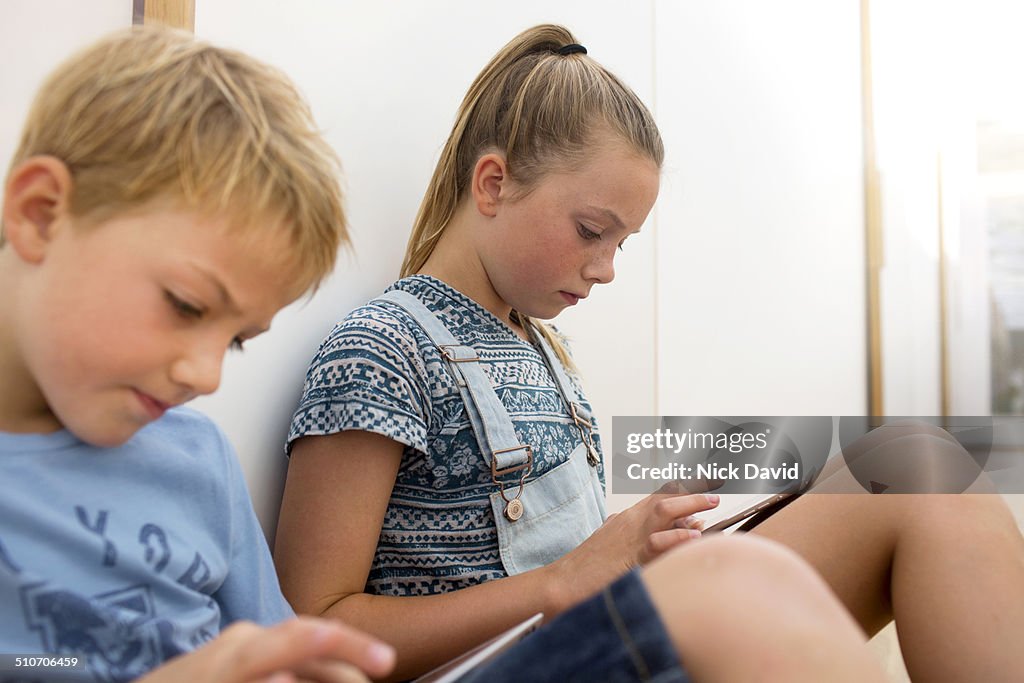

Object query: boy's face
[12,194,305,447]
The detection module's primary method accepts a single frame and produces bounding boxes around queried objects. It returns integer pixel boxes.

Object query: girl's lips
[560,291,580,305]
[134,389,170,419]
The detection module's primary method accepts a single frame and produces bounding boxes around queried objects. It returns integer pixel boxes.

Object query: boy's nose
[170,345,224,397]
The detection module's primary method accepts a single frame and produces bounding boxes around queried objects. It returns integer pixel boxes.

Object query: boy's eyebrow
[190,263,239,313]
[191,264,272,334]
[191,264,274,333]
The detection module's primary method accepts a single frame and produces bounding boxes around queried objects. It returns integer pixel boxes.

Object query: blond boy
[0,26,393,682]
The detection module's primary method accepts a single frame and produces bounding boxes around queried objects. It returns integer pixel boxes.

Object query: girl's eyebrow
[584,205,628,232]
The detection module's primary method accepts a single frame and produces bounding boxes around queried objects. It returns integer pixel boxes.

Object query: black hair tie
[557,43,587,56]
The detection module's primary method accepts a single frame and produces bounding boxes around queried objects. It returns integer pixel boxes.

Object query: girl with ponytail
[275,23,1022,682]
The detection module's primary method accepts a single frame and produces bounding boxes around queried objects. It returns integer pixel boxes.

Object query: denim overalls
[376,290,607,575]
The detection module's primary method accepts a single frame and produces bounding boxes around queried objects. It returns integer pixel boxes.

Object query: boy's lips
[133,389,171,419]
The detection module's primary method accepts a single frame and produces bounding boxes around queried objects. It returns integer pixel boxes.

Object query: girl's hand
[136,617,395,683]
[546,489,720,609]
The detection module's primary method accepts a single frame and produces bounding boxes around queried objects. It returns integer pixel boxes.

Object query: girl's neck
[417,208,527,339]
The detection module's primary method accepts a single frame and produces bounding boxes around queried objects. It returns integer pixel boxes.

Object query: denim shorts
[458,569,690,683]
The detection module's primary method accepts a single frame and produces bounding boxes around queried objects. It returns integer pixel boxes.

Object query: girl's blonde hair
[4,25,346,292]
[401,24,663,368]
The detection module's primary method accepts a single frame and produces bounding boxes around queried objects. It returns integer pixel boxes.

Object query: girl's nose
[583,249,616,285]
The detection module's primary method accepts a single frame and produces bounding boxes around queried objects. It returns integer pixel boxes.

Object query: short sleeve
[286,304,431,455]
[211,427,294,627]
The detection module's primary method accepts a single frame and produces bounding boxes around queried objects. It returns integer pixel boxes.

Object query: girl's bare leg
[643,535,888,682]
[751,488,1024,682]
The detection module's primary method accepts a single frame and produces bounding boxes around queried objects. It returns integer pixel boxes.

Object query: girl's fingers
[649,493,719,525]
[673,515,706,531]
[645,527,701,559]
[655,478,724,495]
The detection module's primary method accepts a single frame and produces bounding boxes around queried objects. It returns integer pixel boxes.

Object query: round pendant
[504,498,524,521]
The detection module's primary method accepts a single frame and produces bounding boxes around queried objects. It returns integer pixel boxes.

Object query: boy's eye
[577,224,601,241]
[167,290,247,352]
[618,236,629,252]
[166,291,203,319]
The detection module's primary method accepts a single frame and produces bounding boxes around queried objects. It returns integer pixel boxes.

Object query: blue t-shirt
[0,407,292,683]
[287,275,603,596]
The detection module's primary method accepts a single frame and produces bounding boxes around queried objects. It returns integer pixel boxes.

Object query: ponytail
[402,24,663,369]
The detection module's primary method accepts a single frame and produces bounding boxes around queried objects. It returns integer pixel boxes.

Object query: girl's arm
[275,429,715,682]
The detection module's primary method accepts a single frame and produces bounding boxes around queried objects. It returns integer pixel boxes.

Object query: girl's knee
[642,535,859,640]
[641,536,875,680]
[645,534,825,606]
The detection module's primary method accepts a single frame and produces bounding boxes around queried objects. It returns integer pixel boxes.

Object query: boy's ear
[470,153,508,218]
[2,156,74,263]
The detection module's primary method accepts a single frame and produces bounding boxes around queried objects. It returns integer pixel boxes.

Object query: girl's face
[480,140,660,321]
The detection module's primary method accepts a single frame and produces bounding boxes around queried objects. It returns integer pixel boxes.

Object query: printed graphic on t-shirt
[1,506,217,683]
[20,582,182,683]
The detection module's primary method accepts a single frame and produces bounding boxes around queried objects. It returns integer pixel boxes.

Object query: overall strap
[375,290,532,474]
[529,326,601,466]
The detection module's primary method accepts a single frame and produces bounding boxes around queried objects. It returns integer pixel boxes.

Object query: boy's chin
[63,414,149,449]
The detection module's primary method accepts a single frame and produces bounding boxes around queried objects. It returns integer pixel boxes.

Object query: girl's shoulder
[308,277,452,380]
[319,300,428,367]
[337,276,449,331]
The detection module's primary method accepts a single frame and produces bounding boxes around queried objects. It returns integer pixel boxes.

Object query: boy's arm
[275,429,715,683]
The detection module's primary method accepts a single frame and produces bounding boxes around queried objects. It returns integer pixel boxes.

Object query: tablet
[704,491,796,533]
[413,613,544,683]
[703,463,822,533]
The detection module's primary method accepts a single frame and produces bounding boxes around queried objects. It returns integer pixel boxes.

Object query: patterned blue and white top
[287,275,604,596]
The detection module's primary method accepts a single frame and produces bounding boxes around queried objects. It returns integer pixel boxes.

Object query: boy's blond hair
[3,25,346,290]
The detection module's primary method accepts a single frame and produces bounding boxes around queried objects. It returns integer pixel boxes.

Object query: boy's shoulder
[0,406,227,461]
[146,405,228,445]
[140,406,239,477]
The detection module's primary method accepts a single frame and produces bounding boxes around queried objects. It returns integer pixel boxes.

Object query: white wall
[871,0,948,416]
[0,0,130,176]
[3,1,871,533]
[654,1,866,417]
[192,1,869,529]
[189,1,665,530]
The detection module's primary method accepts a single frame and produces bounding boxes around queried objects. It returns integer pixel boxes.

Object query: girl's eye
[166,292,203,319]
[618,236,630,252]
[577,224,601,241]
[230,338,246,352]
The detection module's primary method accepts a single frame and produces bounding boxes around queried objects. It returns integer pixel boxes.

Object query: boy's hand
[137,617,395,683]
[546,487,719,609]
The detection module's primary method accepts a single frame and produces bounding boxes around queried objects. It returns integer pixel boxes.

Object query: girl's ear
[469,153,508,218]
[2,156,74,264]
